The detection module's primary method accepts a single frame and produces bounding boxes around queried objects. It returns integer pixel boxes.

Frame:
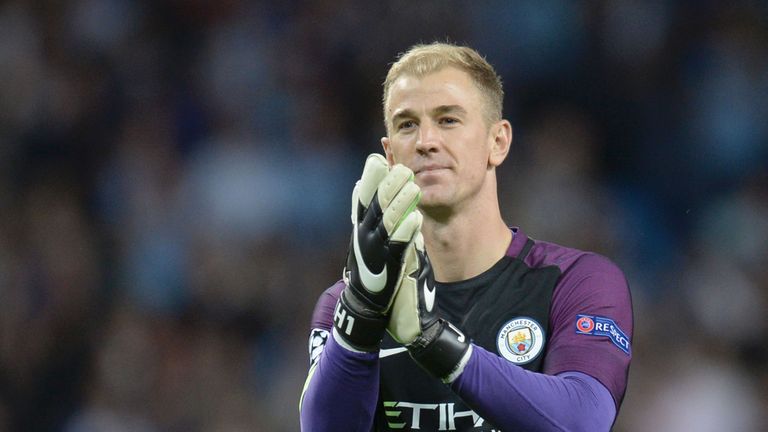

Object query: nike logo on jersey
[423,280,436,312]
[379,347,408,358]
[352,222,387,292]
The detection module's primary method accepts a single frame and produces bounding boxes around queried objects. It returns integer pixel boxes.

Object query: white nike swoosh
[353,223,387,292]
[379,347,408,358]
[423,280,435,312]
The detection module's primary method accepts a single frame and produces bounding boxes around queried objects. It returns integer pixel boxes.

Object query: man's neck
[421,201,512,283]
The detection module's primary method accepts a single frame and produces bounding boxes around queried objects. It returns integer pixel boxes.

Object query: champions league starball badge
[497,317,545,365]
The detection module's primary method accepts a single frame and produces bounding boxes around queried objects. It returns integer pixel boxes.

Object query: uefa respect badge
[497,317,545,365]
[575,314,631,355]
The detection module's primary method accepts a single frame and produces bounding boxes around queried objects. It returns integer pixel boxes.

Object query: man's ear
[489,120,512,167]
[381,136,395,166]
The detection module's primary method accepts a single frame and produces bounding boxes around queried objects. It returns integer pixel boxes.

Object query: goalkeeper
[300,42,632,431]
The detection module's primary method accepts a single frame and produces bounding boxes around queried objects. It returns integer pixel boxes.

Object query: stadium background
[1,1,766,430]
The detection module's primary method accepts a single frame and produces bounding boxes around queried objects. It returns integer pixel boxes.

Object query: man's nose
[415,122,440,154]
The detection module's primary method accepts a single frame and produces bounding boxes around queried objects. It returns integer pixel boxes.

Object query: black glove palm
[334,154,422,352]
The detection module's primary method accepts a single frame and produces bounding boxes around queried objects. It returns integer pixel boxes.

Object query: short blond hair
[382,42,504,128]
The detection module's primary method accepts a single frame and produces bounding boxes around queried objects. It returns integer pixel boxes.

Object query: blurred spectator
[501,104,618,254]
[621,345,764,432]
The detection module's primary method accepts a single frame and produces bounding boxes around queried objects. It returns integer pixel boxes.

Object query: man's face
[383,67,497,211]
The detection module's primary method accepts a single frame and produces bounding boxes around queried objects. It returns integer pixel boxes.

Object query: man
[300,42,632,431]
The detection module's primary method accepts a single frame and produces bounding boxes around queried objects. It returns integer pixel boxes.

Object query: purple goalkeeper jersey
[302,227,632,431]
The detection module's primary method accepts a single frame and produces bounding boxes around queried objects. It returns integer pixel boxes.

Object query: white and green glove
[334,154,422,352]
[387,233,472,382]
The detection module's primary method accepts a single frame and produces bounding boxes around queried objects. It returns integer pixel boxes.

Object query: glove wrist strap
[333,290,387,352]
[408,319,470,380]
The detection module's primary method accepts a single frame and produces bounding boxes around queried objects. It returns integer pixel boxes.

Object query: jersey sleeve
[300,281,380,432]
[311,280,344,330]
[307,281,344,367]
[451,346,617,431]
[542,253,633,407]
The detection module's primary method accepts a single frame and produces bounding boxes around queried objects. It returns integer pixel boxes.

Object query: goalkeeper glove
[334,154,422,352]
[387,233,472,382]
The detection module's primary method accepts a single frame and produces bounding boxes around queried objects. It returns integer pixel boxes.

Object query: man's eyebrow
[391,109,416,126]
[391,105,467,126]
[432,105,467,116]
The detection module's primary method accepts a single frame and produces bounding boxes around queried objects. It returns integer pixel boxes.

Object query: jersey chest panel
[375,256,560,431]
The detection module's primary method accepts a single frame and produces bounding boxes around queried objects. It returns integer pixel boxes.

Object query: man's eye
[398,121,415,130]
[440,117,458,125]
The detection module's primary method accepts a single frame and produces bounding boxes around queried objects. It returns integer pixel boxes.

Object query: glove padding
[334,154,422,351]
[387,233,471,381]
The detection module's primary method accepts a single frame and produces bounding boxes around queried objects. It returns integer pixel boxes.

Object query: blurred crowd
[0,1,766,431]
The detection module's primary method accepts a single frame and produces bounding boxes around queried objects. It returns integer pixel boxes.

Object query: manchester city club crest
[497,317,545,365]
